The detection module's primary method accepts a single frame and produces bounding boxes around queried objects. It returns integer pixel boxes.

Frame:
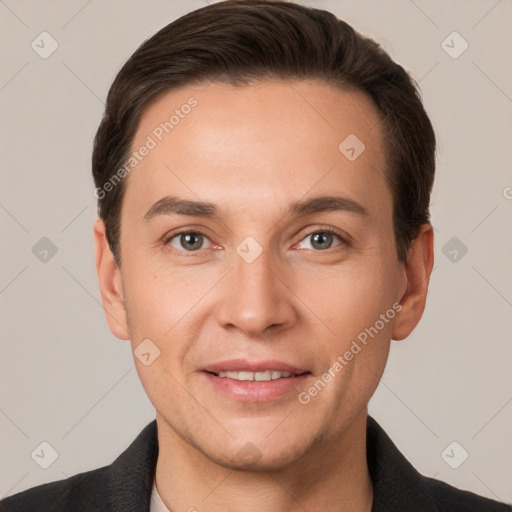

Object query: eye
[296,229,346,251]
[167,231,212,252]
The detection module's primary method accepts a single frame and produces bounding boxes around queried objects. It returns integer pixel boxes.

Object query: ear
[392,223,434,341]
[93,218,129,340]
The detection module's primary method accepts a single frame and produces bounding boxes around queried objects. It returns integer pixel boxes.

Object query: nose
[215,247,297,337]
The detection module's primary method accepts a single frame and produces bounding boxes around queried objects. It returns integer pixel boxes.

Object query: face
[95,80,431,471]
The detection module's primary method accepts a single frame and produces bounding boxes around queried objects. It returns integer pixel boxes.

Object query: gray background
[1,0,511,504]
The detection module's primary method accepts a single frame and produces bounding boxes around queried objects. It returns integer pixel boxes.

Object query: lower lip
[202,371,311,402]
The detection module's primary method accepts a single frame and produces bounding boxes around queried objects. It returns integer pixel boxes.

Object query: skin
[94,80,434,512]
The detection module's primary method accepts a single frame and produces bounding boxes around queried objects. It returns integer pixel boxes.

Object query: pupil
[182,233,202,250]
[313,232,332,250]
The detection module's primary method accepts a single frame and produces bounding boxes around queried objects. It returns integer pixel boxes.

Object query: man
[1,1,509,511]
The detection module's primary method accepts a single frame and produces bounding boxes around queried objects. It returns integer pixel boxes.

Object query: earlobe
[392,224,434,341]
[93,218,130,340]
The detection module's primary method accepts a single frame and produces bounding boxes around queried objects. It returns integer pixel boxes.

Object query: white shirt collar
[150,479,173,512]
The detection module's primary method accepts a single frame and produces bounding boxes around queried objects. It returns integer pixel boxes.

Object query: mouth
[201,359,312,401]
[207,369,308,381]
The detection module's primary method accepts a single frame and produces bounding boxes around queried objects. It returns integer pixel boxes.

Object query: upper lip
[203,359,309,375]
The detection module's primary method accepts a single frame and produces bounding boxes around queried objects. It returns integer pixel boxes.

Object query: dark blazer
[1,416,509,511]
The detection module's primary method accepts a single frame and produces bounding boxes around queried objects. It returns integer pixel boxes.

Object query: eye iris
[181,233,203,251]
[311,232,333,250]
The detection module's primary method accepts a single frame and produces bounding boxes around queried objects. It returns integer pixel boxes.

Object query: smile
[214,370,304,381]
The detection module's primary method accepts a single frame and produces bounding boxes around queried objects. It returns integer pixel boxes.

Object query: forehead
[124,79,391,221]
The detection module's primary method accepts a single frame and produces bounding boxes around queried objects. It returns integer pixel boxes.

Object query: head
[93,0,435,471]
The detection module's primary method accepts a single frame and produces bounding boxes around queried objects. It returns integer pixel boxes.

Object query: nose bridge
[216,242,295,336]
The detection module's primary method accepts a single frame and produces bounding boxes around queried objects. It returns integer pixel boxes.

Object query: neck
[154,409,373,512]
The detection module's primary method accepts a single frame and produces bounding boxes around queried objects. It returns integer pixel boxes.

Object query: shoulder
[0,420,158,512]
[366,415,511,512]
[0,465,110,512]
[422,475,511,512]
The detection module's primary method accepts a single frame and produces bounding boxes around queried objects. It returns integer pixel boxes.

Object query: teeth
[255,371,272,381]
[216,370,295,381]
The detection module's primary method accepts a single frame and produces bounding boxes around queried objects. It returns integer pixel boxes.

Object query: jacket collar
[367,416,438,511]
[109,420,159,511]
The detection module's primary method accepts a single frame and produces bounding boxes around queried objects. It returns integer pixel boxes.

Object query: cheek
[133,356,190,423]
[121,254,202,327]
[124,275,173,332]
[298,259,397,343]
[121,259,216,374]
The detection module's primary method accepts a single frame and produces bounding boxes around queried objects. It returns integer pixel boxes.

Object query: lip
[203,359,309,375]
[201,359,312,402]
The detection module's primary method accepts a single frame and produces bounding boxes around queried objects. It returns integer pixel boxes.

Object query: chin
[209,448,303,472]
[200,433,316,473]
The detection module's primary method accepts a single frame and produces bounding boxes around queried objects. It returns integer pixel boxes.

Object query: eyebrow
[143,194,368,222]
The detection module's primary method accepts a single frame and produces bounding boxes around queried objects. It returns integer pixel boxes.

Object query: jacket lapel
[367,416,439,512]
[109,420,159,511]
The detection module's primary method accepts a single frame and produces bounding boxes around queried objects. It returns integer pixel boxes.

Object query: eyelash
[163,227,349,256]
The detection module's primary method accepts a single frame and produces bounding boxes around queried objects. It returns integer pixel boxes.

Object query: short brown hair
[92,0,436,265]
